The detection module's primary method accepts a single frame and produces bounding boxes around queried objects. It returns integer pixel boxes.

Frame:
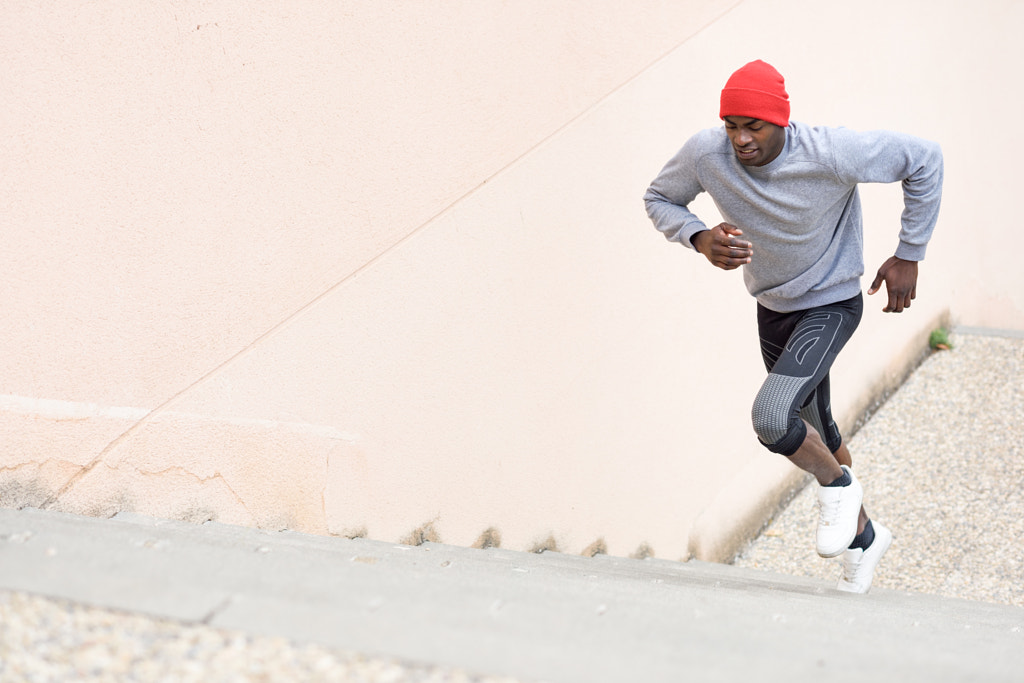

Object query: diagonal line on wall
[41,0,745,508]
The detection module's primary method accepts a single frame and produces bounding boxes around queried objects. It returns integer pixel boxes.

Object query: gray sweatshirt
[643,122,943,312]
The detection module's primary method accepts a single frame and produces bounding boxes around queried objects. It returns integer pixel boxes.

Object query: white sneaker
[815,465,863,558]
[837,521,893,593]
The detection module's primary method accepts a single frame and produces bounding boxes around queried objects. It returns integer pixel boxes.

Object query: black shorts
[752,293,864,455]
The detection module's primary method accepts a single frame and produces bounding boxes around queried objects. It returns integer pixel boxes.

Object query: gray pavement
[2,329,1024,682]
[3,506,1024,682]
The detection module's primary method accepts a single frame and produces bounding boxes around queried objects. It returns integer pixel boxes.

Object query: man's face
[723,116,786,167]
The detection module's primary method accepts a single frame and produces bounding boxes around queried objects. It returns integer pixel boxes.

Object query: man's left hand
[868,256,918,313]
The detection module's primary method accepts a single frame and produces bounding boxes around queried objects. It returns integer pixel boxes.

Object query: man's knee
[751,378,806,455]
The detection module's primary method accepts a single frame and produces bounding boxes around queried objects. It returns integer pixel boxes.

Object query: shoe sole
[818,532,857,559]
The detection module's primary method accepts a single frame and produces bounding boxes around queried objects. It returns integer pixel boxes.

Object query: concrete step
[2,507,1022,682]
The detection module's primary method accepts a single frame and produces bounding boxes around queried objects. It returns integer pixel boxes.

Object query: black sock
[849,519,875,551]
[824,469,851,487]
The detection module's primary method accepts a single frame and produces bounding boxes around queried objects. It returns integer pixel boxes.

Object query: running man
[643,60,943,593]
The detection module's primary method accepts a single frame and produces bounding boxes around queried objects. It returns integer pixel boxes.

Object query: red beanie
[719,60,790,128]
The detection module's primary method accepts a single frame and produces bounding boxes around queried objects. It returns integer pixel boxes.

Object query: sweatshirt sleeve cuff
[894,241,927,261]
[681,224,708,250]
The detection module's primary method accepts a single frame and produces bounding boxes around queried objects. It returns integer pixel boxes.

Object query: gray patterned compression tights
[751,293,864,456]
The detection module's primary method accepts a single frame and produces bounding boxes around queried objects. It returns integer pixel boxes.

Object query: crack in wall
[0,460,79,475]
[132,464,255,520]
[4,394,349,521]
[0,460,85,510]
[35,459,259,526]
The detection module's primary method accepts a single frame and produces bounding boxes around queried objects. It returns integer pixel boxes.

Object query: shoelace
[841,551,864,581]
[818,496,841,525]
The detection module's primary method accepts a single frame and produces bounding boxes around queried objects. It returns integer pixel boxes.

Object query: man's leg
[798,372,870,534]
[831,439,869,535]
[786,420,843,485]
[752,295,890,591]
[787,424,870,554]
[752,297,865,557]
[829,434,891,593]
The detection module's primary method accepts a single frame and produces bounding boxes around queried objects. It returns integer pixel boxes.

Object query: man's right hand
[692,223,753,270]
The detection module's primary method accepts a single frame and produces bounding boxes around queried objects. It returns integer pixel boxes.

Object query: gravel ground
[735,331,1024,606]
[0,591,527,683]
